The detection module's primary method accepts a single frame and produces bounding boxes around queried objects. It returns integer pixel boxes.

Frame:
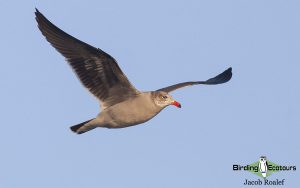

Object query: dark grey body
[77,92,164,132]
[99,92,163,128]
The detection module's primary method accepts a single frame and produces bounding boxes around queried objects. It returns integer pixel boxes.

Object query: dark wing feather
[157,67,232,93]
[35,9,140,109]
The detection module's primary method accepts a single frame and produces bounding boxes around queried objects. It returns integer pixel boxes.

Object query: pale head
[152,91,181,108]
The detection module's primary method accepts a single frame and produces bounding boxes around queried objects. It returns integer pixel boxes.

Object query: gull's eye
[162,95,168,99]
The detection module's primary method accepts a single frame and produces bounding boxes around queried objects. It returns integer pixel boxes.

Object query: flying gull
[35,9,232,134]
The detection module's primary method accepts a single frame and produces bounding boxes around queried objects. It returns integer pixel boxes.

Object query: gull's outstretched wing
[157,67,232,93]
[35,9,140,109]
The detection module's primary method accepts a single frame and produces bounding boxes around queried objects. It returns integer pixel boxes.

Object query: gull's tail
[70,119,96,134]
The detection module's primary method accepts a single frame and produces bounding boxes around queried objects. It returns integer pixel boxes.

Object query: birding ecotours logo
[233,156,296,185]
[258,156,268,178]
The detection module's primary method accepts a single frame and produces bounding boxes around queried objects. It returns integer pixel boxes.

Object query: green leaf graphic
[247,160,280,178]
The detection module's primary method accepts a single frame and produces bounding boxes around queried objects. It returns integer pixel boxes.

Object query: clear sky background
[1,0,299,187]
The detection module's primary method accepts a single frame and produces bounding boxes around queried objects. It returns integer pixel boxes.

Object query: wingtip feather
[204,67,233,85]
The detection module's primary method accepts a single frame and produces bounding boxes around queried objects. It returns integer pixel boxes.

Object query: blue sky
[1,0,299,187]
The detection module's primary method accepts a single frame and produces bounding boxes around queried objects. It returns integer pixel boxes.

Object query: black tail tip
[69,119,94,134]
[70,124,82,134]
